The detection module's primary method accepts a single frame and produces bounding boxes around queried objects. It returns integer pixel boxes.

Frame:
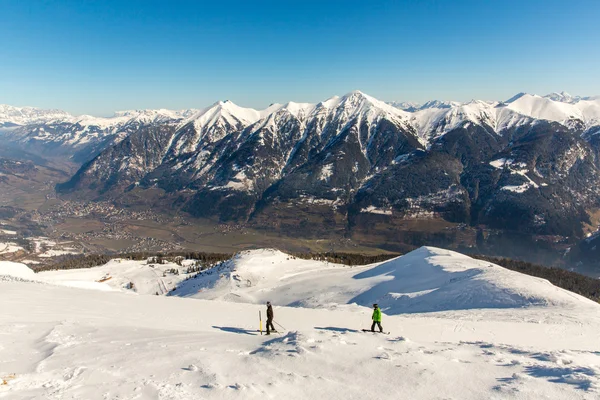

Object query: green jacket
[372,308,382,322]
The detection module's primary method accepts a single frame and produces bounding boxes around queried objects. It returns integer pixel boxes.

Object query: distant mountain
[0,104,70,128]
[544,91,579,103]
[50,91,600,260]
[418,100,463,110]
[388,101,421,112]
[3,91,600,265]
[2,108,197,163]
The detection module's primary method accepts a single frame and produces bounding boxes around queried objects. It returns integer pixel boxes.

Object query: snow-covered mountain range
[3,91,600,259]
[0,106,198,163]
[0,104,70,127]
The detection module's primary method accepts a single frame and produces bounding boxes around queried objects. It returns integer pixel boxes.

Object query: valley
[1,90,600,273]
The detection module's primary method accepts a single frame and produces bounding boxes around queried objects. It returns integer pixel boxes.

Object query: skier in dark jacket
[371,304,383,332]
[266,301,276,335]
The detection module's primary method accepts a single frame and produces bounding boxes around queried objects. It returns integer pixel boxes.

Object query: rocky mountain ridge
[3,91,600,266]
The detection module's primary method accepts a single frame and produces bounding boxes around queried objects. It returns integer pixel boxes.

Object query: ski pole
[274,320,286,331]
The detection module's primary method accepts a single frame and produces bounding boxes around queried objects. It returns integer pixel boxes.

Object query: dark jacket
[267,305,274,319]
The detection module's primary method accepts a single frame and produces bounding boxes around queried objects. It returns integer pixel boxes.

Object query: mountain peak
[544,91,581,104]
[419,100,462,110]
[185,100,262,131]
[389,101,421,112]
[345,89,366,96]
[505,92,529,103]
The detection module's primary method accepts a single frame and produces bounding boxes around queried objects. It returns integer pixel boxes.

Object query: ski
[361,329,390,334]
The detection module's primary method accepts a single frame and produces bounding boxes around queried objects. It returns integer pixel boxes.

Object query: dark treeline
[35,251,233,272]
[291,252,401,266]
[473,255,600,303]
[35,254,114,272]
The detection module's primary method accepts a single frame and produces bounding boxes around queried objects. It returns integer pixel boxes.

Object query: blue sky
[1,0,599,115]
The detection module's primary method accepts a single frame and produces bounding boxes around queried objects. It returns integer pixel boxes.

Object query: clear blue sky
[1,0,599,116]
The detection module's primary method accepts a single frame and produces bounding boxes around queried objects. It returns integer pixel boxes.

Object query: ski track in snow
[2,248,600,399]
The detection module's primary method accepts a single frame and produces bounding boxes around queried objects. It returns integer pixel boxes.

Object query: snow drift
[349,247,593,313]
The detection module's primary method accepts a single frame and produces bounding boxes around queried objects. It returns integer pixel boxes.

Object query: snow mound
[0,261,35,279]
[350,247,595,314]
[0,261,112,291]
[172,247,596,315]
[170,248,353,305]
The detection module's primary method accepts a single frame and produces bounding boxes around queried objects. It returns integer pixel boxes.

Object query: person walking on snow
[371,304,383,332]
[266,301,276,335]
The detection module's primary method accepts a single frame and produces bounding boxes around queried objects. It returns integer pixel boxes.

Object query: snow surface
[37,249,80,258]
[38,258,192,295]
[2,247,600,399]
[506,94,600,128]
[0,261,35,280]
[172,248,598,315]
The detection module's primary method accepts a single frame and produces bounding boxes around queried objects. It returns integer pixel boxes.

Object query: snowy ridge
[387,101,421,112]
[505,93,600,127]
[0,104,70,127]
[170,247,597,315]
[319,90,411,123]
[419,99,463,110]
[396,91,600,137]
[4,90,599,157]
[167,101,267,156]
[155,90,417,193]
[410,100,535,141]
[4,107,197,160]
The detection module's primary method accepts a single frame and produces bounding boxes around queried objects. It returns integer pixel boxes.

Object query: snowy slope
[0,261,35,279]
[418,99,463,110]
[401,92,600,140]
[387,100,421,111]
[410,100,499,140]
[544,91,582,103]
[38,258,192,295]
[26,109,191,146]
[171,247,598,316]
[2,246,600,399]
[506,93,600,128]
[3,107,198,164]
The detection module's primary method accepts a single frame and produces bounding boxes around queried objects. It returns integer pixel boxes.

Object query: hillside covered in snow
[2,247,600,399]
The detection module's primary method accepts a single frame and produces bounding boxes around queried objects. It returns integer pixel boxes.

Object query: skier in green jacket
[371,304,383,332]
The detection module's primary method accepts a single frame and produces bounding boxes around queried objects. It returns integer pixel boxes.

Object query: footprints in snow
[462,341,600,392]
